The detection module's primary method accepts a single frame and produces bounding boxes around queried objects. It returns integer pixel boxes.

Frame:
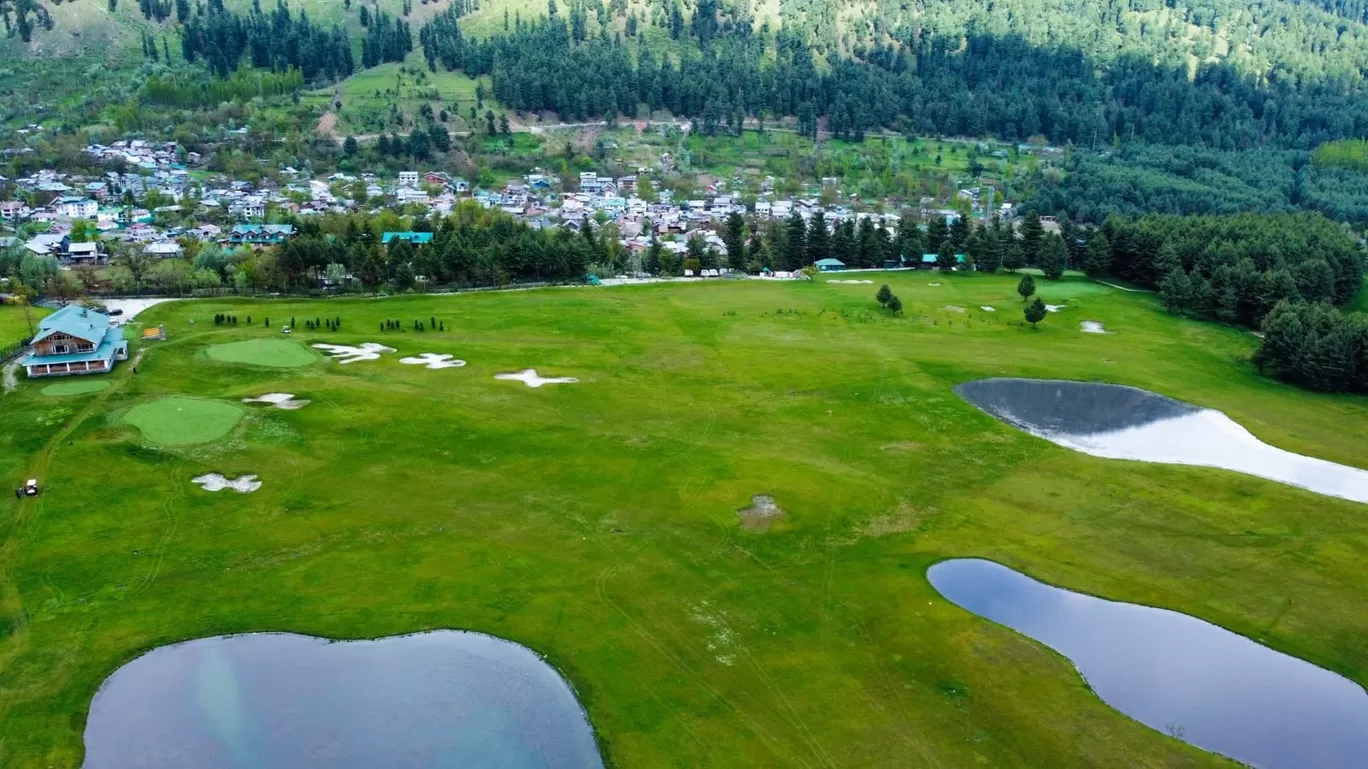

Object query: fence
[0,339,30,365]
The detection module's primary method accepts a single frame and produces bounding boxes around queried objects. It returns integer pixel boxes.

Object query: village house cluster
[2,144,1017,273]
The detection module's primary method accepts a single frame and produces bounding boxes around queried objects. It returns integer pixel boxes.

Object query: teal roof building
[22,304,128,378]
[382,231,435,245]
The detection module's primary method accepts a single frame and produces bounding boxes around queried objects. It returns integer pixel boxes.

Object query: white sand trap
[242,393,310,409]
[495,369,579,388]
[191,473,261,493]
[400,353,467,370]
[928,282,943,286]
[828,279,874,284]
[980,306,996,312]
[1081,321,1107,334]
[945,305,966,313]
[1046,304,1066,313]
[312,342,395,364]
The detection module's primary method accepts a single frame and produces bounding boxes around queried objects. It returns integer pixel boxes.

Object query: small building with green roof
[814,258,846,272]
[382,231,435,245]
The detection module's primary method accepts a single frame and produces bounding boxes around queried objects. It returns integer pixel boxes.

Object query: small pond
[83,631,604,769]
[928,558,1368,768]
[955,378,1368,503]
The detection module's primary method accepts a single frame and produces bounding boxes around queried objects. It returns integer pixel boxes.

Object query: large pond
[955,378,1368,503]
[83,631,605,769]
[928,558,1368,769]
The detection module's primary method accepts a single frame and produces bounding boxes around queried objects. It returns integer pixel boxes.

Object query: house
[54,196,97,219]
[381,231,435,246]
[0,201,24,221]
[229,224,295,245]
[398,171,420,187]
[144,241,184,258]
[815,258,846,272]
[22,304,128,378]
[65,242,101,264]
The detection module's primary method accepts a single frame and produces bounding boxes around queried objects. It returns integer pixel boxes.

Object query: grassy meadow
[2,274,1367,767]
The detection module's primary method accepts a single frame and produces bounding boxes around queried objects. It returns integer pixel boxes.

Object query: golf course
[2,273,1367,767]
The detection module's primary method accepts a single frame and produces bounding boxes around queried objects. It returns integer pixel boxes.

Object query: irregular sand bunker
[494,369,579,388]
[737,494,786,532]
[828,279,874,284]
[980,306,996,312]
[401,353,467,370]
[1046,304,1066,312]
[1081,321,1107,333]
[192,473,261,493]
[242,393,310,410]
[945,305,966,313]
[313,343,395,364]
[928,282,943,286]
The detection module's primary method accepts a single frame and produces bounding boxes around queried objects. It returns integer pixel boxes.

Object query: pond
[83,631,605,769]
[928,558,1368,769]
[954,378,1368,503]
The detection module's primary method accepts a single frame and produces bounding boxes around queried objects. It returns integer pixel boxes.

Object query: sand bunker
[828,279,874,284]
[1046,304,1066,313]
[945,305,966,313]
[242,393,310,410]
[737,495,786,532]
[191,473,261,493]
[980,306,996,312]
[1081,321,1107,333]
[495,369,579,388]
[928,282,943,286]
[313,343,395,364]
[401,353,467,370]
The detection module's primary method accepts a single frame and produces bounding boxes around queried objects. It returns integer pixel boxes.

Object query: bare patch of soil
[737,494,786,532]
[881,441,922,453]
[315,111,339,138]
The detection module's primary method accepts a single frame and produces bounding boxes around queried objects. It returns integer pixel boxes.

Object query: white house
[54,196,97,219]
[398,171,420,187]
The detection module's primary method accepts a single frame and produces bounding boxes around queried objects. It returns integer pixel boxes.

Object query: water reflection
[928,558,1368,769]
[955,378,1368,503]
[83,631,604,769]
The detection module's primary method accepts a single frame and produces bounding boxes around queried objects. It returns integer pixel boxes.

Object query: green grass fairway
[122,396,245,446]
[3,275,1368,768]
[205,339,316,368]
[40,380,110,397]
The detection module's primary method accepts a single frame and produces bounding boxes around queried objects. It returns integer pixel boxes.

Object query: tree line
[179,0,356,81]
[1255,300,1368,393]
[416,14,1368,150]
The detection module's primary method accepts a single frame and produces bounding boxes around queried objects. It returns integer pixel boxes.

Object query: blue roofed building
[381,231,435,245]
[22,304,128,378]
[229,224,295,245]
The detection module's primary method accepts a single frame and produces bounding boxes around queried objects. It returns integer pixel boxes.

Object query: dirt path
[315,110,340,139]
[2,360,18,393]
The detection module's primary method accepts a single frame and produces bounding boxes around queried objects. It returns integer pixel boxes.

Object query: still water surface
[928,558,1368,769]
[83,631,604,769]
[955,378,1368,503]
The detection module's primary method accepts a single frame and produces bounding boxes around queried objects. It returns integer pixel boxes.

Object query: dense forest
[418,11,1368,151]
[1026,144,1368,224]
[179,0,356,80]
[1256,301,1368,393]
[1090,213,1363,329]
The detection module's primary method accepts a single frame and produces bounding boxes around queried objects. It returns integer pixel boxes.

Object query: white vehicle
[281,326,292,334]
[23,479,39,496]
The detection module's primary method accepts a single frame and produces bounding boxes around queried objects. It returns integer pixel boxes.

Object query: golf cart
[281,325,292,334]
[22,479,39,497]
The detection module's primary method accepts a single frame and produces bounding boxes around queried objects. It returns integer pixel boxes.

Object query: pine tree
[1019,212,1044,265]
[1025,297,1047,328]
[887,295,903,314]
[784,211,807,270]
[1017,274,1036,301]
[807,213,830,264]
[1037,233,1068,280]
[1082,232,1111,278]
[876,284,892,307]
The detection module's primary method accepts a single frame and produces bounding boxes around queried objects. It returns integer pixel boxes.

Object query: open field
[0,304,46,347]
[2,275,1367,767]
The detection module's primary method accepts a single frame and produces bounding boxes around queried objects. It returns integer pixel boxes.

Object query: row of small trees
[873,276,1049,328]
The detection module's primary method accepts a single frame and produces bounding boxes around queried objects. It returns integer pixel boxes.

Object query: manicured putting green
[123,397,244,446]
[205,339,316,368]
[41,380,110,397]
